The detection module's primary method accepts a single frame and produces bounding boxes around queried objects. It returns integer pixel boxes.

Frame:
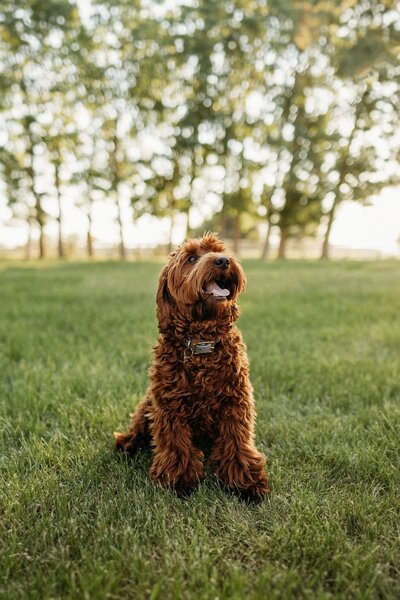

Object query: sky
[329,188,400,254]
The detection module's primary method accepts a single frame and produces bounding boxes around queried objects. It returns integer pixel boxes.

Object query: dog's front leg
[210,400,270,502]
[149,405,204,497]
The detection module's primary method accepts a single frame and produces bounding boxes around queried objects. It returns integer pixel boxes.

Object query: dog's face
[157,233,246,330]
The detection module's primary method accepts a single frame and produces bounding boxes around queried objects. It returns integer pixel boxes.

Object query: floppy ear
[238,269,247,294]
[156,264,174,333]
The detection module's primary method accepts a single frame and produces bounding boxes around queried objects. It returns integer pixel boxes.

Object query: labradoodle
[114,232,269,501]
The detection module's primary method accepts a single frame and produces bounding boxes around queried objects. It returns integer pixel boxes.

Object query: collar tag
[186,339,215,355]
[193,341,215,354]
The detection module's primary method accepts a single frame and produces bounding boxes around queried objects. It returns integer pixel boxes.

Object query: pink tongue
[206,281,230,297]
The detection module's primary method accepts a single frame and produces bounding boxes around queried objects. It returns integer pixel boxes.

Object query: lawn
[1,259,399,599]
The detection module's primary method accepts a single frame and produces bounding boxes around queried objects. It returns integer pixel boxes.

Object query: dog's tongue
[206,281,230,297]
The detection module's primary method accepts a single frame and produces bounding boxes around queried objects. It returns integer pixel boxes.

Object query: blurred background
[0,0,399,260]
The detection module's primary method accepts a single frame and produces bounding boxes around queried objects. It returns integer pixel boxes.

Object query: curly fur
[114,232,269,501]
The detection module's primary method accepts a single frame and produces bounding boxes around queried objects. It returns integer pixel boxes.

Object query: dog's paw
[221,478,270,505]
[151,471,202,498]
[150,455,204,498]
[237,477,270,504]
[173,477,200,499]
[213,455,270,504]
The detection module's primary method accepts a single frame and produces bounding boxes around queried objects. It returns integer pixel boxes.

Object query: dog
[114,232,269,501]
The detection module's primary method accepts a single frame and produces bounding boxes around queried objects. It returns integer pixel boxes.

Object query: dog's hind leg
[114,392,152,455]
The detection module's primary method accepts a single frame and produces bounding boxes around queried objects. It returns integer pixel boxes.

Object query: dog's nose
[214,256,230,269]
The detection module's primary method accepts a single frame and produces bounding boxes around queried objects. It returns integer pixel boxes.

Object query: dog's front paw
[218,472,270,504]
[151,471,202,498]
[150,454,204,497]
[213,450,270,503]
[172,475,201,499]
[237,475,270,504]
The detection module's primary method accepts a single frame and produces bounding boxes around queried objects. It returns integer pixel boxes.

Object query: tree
[320,0,400,258]
[0,147,34,257]
[0,0,82,257]
[42,98,80,258]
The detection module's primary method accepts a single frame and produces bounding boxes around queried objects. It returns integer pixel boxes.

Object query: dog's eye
[188,255,197,264]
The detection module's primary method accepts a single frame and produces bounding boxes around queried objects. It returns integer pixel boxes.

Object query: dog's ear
[238,269,247,294]
[156,264,174,333]
[232,261,247,298]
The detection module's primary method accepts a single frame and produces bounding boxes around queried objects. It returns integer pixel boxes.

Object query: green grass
[1,259,399,599]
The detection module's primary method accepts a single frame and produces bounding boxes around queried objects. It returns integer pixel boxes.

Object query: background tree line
[0,0,399,259]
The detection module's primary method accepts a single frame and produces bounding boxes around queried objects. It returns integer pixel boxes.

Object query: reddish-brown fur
[114,233,269,501]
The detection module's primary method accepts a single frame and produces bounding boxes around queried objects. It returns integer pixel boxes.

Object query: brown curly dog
[114,232,269,501]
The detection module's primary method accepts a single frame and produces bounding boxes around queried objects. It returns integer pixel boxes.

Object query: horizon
[1,188,399,256]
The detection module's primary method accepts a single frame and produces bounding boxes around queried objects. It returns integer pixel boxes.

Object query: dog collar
[184,338,215,357]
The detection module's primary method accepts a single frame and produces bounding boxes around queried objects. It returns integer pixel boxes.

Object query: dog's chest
[183,348,242,427]
[185,345,237,390]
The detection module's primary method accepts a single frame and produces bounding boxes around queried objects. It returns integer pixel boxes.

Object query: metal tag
[192,341,215,355]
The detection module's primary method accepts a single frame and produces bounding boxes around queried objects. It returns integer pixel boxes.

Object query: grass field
[1,259,399,599]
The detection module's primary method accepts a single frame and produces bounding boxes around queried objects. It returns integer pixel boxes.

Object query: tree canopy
[1,0,399,258]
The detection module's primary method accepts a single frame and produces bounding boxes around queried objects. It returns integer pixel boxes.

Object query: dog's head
[156,232,246,331]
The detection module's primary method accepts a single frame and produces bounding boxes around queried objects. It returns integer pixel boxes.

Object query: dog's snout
[214,256,230,269]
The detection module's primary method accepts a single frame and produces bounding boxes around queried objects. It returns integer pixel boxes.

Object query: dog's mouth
[204,275,232,300]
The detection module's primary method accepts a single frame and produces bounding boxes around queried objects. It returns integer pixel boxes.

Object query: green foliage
[0,0,399,258]
[1,260,400,597]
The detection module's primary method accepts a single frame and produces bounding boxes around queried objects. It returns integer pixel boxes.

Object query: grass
[1,259,399,599]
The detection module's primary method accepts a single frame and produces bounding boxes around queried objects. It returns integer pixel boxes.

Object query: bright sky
[329,188,400,254]
[1,186,399,255]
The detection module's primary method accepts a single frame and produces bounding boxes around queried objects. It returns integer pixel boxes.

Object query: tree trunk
[320,198,338,259]
[25,117,45,258]
[260,225,271,260]
[260,210,273,260]
[87,229,93,258]
[111,122,126,260]
[115,193,126,259]
[232,213,240,256]
[55,164,64,259]
[87,203,94,258]
[278,229,287,259]
[320,86,369,260]
[167,213,175,254]
[25,220,32,260]
[278,68,303,257]
[27,153,45,258]
[21,73,45,260]
[38,223,45,259]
